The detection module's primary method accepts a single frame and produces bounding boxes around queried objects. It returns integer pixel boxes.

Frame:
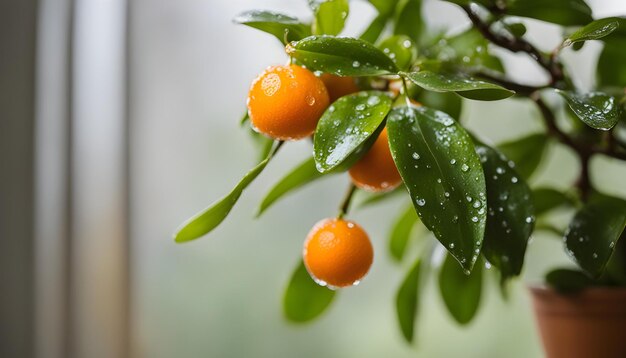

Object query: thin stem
[461,5,564,87]
[337,184,357,219]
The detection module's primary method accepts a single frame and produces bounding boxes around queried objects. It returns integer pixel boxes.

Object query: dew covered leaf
[314,91,392,173]
[257,157,333,217]
[174,142,279,243]
[401,71,514,101]
[557,90,621,131]
[563,18,620,47]
[309,0,349,36]
[283,260,336,323]
[475,142,534,280]
[565,195,626,277]
[497,134,548,180]
[546,268,594,293]
[438,253,482,325]
[378,35,417,71]
[396,257,423,342]
[387,106,486,271]
[506,0,592,26]
[286,36,399,76]
[233,10,311,44]
[533,188,574,216]
[389,204,420,262]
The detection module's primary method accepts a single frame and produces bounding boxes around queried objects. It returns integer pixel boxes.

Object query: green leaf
[354,187,403,208]
[309,0,349,36]
[503,21,527,38]
[563,18,620,47]
[257,157,331,217]
[389,204,419,261]
[367,0,398,16]
[475,142,534,279]
[401,71,514,101]
[598,38,626,88]
[174,142,279,243]
[565,195,626,277]
[497,134,548,180]
[286,36,399,76]
[359,14,388,44]
[414,90,463,119]
[506,0,593,26]
[283,260,336,323]
[395,257,422,342]
[394,0,423,44]
[556,90,621,131]
[546,268,594,293]
[439,253,482,325]
[387,106,486,270]
[425,28,504,73]
[313,91,392,173]
[233,10,311,44]
[533,188,573,216]
[378,35,416,71]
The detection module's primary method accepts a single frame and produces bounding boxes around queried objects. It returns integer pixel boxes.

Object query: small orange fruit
[247,64,330,140]
[303,218,374,288]
[320,73,360,102]
[349,128,402,192]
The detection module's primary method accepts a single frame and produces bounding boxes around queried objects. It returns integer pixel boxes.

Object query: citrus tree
[174,0,626,343]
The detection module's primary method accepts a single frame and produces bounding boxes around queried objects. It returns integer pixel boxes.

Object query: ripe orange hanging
[247,64,329,140]
[349,128,402,192]
[319,73,360,102]
[303,218,374,289]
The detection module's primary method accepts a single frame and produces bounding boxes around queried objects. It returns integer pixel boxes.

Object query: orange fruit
[349,128,402,192]
[247,64,330,140]
[320,73,360,102]
[303,218,374,288]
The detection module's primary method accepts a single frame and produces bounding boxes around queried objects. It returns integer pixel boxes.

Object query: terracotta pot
[529,286,626,358]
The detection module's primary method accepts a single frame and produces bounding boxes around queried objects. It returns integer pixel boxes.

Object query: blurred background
[2,0,626,357]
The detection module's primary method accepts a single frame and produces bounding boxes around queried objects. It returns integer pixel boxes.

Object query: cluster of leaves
[176,0,626,344]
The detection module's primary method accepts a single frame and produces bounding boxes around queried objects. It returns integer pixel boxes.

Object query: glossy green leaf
[309,0,349,36]
[506,0,593,26]
[546,268,594,293]
[314,91,392,173]
[174,142,279,243]
[286,36,399,76]
[563,18,619,47]
[378,35,416,71]
[389,204,419,261]
[475,143,534,279]
[283,260,336,323]
[359,14,388,44]
[565,195,626,277]
[257,157,331,217]
[533,188,573,216]
[497,134,548,180]
[401,71,514,101]
[387,106,486,270]
[414,90,463,119]
[395,257,422,342]
[394,0,422,44]
[557,90,621,131]
[233,10,311,44]
[439,253,482,325]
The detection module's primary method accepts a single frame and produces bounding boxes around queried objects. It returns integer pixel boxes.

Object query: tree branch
[461,5,564,87]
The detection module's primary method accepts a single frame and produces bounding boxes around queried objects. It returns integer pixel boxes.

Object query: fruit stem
[337,184,357,219]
